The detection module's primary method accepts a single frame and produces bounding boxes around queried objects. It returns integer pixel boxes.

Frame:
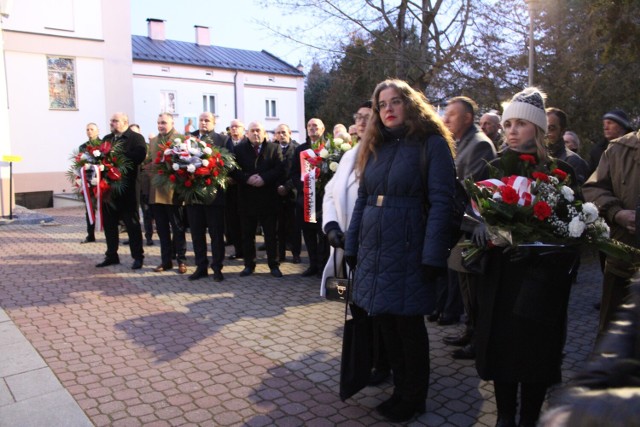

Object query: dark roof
[132,35,304,77]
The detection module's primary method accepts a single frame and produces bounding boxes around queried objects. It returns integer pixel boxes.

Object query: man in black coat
[274,123,301,264]
[186,112,234,282]
[232,121,285,278]
[225,119,246,260]
[96,112,147,269]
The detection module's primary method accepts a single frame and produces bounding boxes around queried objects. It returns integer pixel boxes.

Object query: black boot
[377,398,425,422]
[495,415,516,427]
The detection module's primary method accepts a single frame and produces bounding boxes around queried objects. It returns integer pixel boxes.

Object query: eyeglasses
[353,114,371,123]
[376,97,404,111]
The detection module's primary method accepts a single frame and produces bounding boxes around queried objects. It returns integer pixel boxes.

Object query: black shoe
[213,270,224,282]
[270,267,283,278]
[81,237,95,244]
[146,239,154,246]
[292,255,301,264]
[122,240,130,245]
[426,310,440,322]
[131,259,143,270]
[376,394,402,413]
[443,332,472,347]
[240,267,254,277]
[228,253,243,260]
[437,315,459,326]
[96,258,119,268]
[257,244,266,251]
[495,415,517,427]
[452,343,476,360]
[301,267,318,277]
[188,269,208,281]
[377,398,425,422]
[368,369,390,386]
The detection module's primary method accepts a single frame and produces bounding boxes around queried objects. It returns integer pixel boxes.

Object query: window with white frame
[265,99,277,118]
[202,94,217,114]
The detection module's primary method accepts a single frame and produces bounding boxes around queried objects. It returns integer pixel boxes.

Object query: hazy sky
[130,0,318,69]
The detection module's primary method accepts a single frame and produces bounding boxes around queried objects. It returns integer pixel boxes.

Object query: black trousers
[276,198,300,258]
[152,204,186,266]
[494,381,548,424]
[102,203,143,261]
[376,314,430,403]
[225,185,243,255]
[241,212,278,269]
[186,204,225,272]
[301,222,328,269]
[459,271,480,334]
[85,210,95,240]
[443,269,464,320]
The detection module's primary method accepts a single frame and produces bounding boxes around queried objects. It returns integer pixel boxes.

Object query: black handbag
[325,250,351,302]
[339,270,373,401]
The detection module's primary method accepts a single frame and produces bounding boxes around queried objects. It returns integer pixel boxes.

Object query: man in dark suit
[225,119,246,260]
[274,124,301,264]
[232,121,285,278]
[80,122,100,244]
[186,112,234,282]
[96,112,147,269]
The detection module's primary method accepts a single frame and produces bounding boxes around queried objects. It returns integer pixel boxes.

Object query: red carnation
[213,170,219,177]
[219,160,224,167]
[107,167,121,181]
[533,201,552,220]
[154,158,161,164]
[205,178,212,185]
[532,171,549,182]
[99,179,110,192]
[169,174,176,182]
[99,141,112,154]
[177,169,186,176]
[195,167,209,176]
[501,185,519,205]
[552,168,568,181]
[209,159,217,168]
[184,180,193,188]
[519,154,536,164]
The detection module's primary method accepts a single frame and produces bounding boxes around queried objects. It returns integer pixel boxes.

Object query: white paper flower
[319,148,329,158]
[187,164,196,173]
[188,147,200,155]
[202,159,209,167]
[334,138,343,145]
[179,143,188,151]
[90,177,98,186]
[99,165,105,172]
[84,164,91,170]
[92,149,101,158]
[172,163,180,171]
[568,216,586,238]
[560,186,574,202]
[329,161,339,172]
[174,138,182,144]
[581,202,599,223]
[340,143,352,151]
[203,147,212,155]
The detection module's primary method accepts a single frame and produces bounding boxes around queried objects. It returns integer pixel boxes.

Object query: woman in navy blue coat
[344,79,456,422]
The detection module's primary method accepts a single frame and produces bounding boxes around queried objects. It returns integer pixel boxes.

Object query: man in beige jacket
[147,113,188,274]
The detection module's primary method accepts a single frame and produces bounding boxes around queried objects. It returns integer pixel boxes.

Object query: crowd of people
[76,78,640,425]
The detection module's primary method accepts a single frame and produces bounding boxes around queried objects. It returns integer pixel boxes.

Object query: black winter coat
[102,128,147,210]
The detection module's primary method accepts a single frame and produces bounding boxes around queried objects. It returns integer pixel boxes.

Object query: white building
[0,2,305,212]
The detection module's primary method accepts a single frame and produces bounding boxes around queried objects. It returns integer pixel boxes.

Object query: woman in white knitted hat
[471,88,580,427]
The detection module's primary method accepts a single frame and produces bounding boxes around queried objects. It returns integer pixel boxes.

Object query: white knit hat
[501,87,547,131]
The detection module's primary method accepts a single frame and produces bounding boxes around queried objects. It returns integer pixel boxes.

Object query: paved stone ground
[0,206,603,426]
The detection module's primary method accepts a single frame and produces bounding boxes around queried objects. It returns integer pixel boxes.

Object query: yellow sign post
[2,154,22,219]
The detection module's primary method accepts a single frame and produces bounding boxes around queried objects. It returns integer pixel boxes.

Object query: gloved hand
[327,229,345,249]
[345,255,357,270]
[422,265,446,281]
[471,222,490,247]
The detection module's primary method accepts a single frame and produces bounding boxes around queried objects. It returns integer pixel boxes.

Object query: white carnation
[202,159,209,167]
[560,186,574,202]
[174,138,182,144]
[340,143,352,151]
[90,177,98,186]
[179,143,188,151]
[188,147,200,155]
[581,202,599,223]
[333,138,343,145]
[329,162,339,172]
[198,140,207,147]
[84,164,91,170]
[92,149,101,157]
[568,216,586,238]
[319,148,329,158]
[203,147,212,155]
[99,165,105,171]
[187,164,196,173]
[172,163,180,171]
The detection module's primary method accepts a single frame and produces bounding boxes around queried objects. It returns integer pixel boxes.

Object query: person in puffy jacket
[344,79,456,422]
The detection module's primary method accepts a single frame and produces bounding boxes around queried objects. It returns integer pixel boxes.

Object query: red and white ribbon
[300,149,320,223]
[80,166,95,224]
[475,175,533,209]
[94,165,103,231]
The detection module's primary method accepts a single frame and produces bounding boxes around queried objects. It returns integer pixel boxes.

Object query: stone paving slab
[0,206,603,426]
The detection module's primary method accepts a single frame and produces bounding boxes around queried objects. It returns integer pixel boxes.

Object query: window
[47,56,77,110]
[265,99,277,118]
[203,94,216,114]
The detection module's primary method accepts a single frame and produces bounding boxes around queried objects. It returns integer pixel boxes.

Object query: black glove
[327,229,345,249]
[345,255,357,270]
[471,222,490,247]
[422,265,446,282]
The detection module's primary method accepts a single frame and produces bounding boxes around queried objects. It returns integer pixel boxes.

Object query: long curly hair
[355,79,455,176]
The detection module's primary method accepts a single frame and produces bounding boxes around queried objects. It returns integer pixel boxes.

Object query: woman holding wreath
[471,88,580,427]
[344,79,457,422]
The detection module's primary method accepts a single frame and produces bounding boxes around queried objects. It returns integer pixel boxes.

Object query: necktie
[254,144,260,157]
